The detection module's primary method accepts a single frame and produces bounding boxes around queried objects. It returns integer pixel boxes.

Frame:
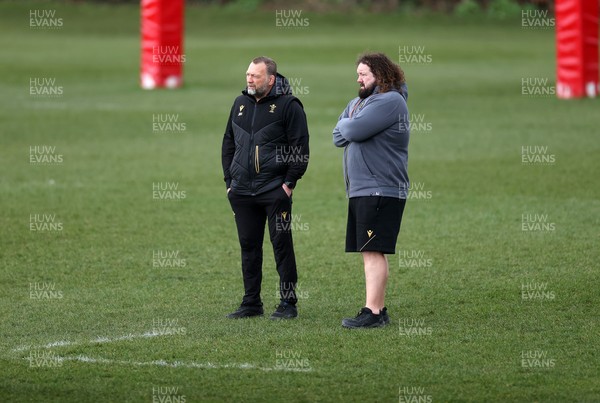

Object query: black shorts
[345,196,406,254]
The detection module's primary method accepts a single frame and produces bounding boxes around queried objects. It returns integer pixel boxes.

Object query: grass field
[1,1,599,401]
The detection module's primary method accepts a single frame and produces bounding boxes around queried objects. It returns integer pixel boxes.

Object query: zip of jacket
[250,103,258,193]
[255,145,260,174]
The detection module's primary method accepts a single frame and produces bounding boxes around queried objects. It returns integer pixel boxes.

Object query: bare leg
[362,251,388,314]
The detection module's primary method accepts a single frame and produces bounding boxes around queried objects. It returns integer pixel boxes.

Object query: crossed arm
[333,95,400,147]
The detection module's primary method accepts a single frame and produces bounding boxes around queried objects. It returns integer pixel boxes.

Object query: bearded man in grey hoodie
[333,52,409,329]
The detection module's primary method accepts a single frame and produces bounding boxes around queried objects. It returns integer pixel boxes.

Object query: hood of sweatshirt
[372,83,408,100]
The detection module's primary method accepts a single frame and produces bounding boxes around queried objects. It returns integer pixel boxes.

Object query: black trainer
[381,307,390,325]
[269,302,298,320]
[226,305,264,319]
[342,307,386,329]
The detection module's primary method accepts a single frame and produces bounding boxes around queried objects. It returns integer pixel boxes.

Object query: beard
[358,83,375,99]
[247,83,269,98]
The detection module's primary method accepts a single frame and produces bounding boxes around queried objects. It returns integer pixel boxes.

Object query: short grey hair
[252,56,277,77]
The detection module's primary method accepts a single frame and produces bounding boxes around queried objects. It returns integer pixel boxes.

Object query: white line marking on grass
[12,329,178,352]
[11,333,313,373]
[58,355,312,372]
[45,340,72,348]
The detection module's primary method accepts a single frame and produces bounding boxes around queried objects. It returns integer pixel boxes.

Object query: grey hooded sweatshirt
[333,85,409,198]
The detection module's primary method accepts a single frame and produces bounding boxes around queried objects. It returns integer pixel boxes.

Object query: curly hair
[356,52,405,93]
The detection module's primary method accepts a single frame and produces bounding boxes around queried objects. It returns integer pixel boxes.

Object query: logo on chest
[237,105,245,116]
[269,104,277,113]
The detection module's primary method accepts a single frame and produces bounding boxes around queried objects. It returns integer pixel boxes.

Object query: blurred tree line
[72,0,555,13]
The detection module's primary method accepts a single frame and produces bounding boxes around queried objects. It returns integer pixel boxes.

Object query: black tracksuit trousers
[228,186,297,307]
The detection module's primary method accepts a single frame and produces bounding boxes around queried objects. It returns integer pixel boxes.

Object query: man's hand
[282,183,292,197]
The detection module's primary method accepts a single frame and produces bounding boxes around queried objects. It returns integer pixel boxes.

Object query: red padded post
[556,0,599,98]
[141,0,184,89]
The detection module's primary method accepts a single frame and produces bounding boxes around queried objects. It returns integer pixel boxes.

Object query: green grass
[1,1,599,401]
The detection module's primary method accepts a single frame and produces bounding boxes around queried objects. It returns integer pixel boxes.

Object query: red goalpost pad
[556,0,599,98]
[140,0,185,89]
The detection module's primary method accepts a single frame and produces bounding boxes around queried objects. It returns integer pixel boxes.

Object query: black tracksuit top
[222,74,310,196]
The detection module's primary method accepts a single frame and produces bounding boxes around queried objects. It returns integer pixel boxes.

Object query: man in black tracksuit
[222,56,309,319]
